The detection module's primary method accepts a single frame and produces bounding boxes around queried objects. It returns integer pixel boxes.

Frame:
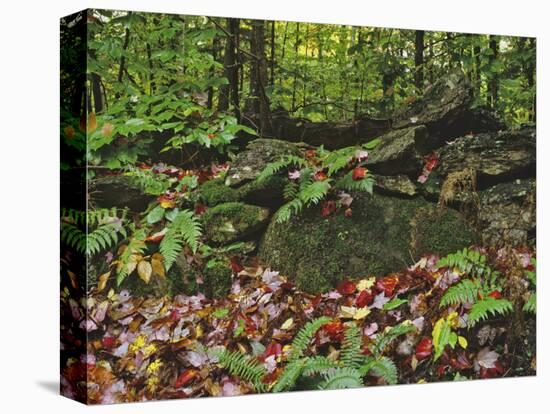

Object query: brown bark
[414,30,425,93]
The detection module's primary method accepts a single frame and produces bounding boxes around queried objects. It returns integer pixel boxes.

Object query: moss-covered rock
[203,263,233,298]
[199,178,241,206]
[201,202,270,244]
[238,175,288,207]
[258,193,476,293]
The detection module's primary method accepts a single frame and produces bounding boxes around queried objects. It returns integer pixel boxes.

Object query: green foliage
[318,367,363,390]
[438,248,513,326]
[125,167,171,196]
[469,297,513,325]
[288,317,332,361]
[440,279,479,307]
[159,209,202,270]
[340,324,363,369]
[60,208,128,256]
[523,259,536,314]
[369,321,416,357]
[217,349,267,392]
[115,228,147,285]
[256,155,307,185]
[358,356,398,385]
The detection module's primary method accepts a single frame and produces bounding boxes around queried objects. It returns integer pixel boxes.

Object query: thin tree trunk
[270,21,276,86]
[291,22,300,112]
[90,73,104,113]
[117,25,131,83]
[218,18,239,115]
[248,20,271,135]
[487,35,499,108]
[414,30,425,93]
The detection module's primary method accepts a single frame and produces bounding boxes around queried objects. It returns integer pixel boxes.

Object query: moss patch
[199,178,241,207]
[203,263,233,298]
[201,202,270,244]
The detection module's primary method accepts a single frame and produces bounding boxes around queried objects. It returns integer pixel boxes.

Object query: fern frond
[341,324,363,369]
[335,171,374,193]
[275,198,304,224]
[436,248,496,281]
[371,321,415,357]
[302,356,339,376]
[60,222,87,253]
[440,279,478,307]
[283,181,299,200]
[160,209,202,270]
[256,155,307,184]
[359,356,398,384]
[299,180,332,205]
[217,349,267,392]
[289,317,331,361]
[318,367,363,390]
[272,359,306,393]
[468,297,513,326]
[523,293,536,314]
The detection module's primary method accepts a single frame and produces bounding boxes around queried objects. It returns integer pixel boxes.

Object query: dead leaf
[137,260,153,284]
[88,112,98,133]
[97,271,111,292]
[151,253,165,278]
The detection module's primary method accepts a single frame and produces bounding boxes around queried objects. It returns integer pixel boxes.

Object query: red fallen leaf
[170,309,179,321]
[102,336,116,349]
[450,350,472,370]
[337,280,357,295]
[436,364,448,377]
[304,149,317,159]
[415,337,433,360]
[355,289,374,308]
[207,133,216,139]
[197,170,212,184]
[488,290,502,299]
[194,203,207,215]
[352,167,367,181]
[146,228,168,243]
[280,282,295,291]
[323,321,344,342]
[344,208,353,217]
[480,361,505,379]
[314,171,328,181]
[262,342,282,360]
[376,275,399,296]
[175,369,198,388]
[321,200,337,217]
[424,153,439,172]
[230,256,244,274]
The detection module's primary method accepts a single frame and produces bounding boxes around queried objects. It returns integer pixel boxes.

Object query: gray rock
[225,138,305,186]
[89,174,154,212]
[366,125,430,175]
[374,174,418,197]
[478,178,536,246]
[436,128,536,183]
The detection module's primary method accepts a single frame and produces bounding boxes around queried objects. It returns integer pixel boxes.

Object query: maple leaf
[476,347,500,369]
[376,275,399,296]
[352,167,367,180]
[415,337,433,360]
[337,280,356,295]
[355,289,374,308]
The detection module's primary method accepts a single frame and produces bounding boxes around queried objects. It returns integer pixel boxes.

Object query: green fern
[523,263,536,314]
[318,367,363,390]
[340,324,363,369]
[256,155,307,184]
[302,356,339,376]
[440,279,479,307]
[217,349,267,392]
[469,297,513,325]
[159,209,202,270]
[523,294,536,313]
[288,317,332,361]
[436,248,497,281]
[275,198,304,224]
[125,166,171,195]
[370,321,415,357]
[283,181,299,200]
[274,180,331,223]
[335,171,374,193]
[271,359,307,393]
[359,356,398,384]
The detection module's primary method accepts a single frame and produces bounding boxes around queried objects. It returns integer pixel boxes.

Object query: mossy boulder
[202,263,233,298]
[198,178,241,206]
[258,193,477,293]
[201,202,271,244]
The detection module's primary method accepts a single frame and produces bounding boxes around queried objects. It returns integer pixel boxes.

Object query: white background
[0,0,547,412]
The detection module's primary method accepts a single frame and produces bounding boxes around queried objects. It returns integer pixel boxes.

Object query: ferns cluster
[124,166,172,195]
[218,317,406,393]
[159,209,202,270]
[61,208,128,256]
[438,248,513,326]
[257,145,375,223]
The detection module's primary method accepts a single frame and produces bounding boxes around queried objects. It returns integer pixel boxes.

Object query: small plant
[431,312,468,361]
[438,248,513,326]
[255,142,378,223]
[523,258,536,314]
[159,209,202,270]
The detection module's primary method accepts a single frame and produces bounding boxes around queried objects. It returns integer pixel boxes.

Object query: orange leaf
[97,271,111,292]
[88,112,98,133]
[101,122,114,137]
[151,253,165,278]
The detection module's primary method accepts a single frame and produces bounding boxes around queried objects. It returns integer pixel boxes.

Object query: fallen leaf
[97,271,111,292]
[137,260,153,284]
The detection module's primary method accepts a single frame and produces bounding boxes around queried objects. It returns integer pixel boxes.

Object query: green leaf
[146,205,165,224]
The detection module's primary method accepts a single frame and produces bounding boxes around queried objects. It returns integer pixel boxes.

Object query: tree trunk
[291,22,300,112]
[414,30,425,93]
[218,18,240,117]
[90,73,104,113]
[487,35,499,108]
[270,21,276,86]
[247,20,271,136]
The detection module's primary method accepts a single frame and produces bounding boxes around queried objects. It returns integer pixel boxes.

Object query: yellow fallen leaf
[281,318,294,330]
[126,254,142,276]
[353,307,371,320]
[357,277,376,291]
[151,253,165,278]
[339,306,357,319]
[159,199,176,209]
[97,271,111,292]
[137,260,153,284]
[107,289,115,300]
[458,335,468,349]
